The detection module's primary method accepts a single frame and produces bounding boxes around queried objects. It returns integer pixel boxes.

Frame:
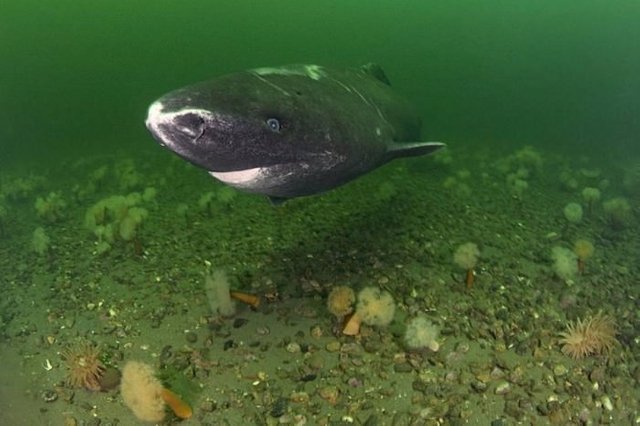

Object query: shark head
[148,68,334,162]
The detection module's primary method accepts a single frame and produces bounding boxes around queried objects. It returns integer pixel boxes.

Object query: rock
[185,331,198,343]
[553,364,568,377]
[325,340,341,352]
[306,353,325,370]
[318,386,339,405]
[233,318,248,328]
[471,381,488,393]
[270,397,288,417]
[41,390,58,403]
[394,363,413,373]
[495,382,510,395]
[63,416,77,426]
[200,399,216,412]
[98,367,121,391]
[589,366,605,383]
[286,342,301,353]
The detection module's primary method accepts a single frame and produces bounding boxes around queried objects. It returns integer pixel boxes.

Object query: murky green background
[1,0,639,167]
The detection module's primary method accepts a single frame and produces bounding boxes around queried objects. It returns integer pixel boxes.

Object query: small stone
[471,381,487,393]
[200,399,216,412]
[299,373,317,382]
[340,342,362,355]
[318,386,339,405]
[546,399,560,413]
[98,367,121,391]
[504,400,524,420]
[306,353,325,370]
[495,382,510,395]
[553,364,568,377]
[233,318,248,328]
[310,325,323,338]
[256,326,270,335]
[286,342,301,353]
[601,395,613,411]
[589,366,605,383]
[185,331,198,343]
[290,391,310,403]
[393,363,413,373]
[270,397,288,417]
[325,340,341,352]
[42,390,58,403]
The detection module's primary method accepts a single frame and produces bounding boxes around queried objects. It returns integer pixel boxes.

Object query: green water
[1,1,640,424]
[1,1,639,165]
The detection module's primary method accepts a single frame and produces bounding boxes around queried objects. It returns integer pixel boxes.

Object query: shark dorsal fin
[361,63,391,86]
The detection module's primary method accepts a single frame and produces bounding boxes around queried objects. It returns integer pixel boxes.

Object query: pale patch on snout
[145,101,228,148]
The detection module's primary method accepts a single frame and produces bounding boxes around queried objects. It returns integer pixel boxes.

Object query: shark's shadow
[250,168,444,289]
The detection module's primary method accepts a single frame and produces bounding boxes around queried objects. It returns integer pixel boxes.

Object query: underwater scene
[1,1,639,425]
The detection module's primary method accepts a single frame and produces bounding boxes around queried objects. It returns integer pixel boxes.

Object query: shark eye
[266,118,281,132]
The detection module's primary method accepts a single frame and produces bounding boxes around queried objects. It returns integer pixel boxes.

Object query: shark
[145,63,444,202]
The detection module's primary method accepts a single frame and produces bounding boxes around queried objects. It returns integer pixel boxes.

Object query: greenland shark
[145,63,444,202]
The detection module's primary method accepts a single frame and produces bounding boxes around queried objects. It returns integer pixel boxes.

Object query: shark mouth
[209,163,299,193]
[209,168,265,187]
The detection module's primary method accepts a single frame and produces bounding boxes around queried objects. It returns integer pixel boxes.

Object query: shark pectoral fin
[268,196,289,206]
[387,141,446,158]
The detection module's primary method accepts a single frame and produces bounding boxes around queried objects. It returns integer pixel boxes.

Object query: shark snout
[145,100,211,148]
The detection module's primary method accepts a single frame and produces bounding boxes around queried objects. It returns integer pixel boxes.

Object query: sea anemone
[573,239,594,273]
[551,246,578,282]
[559,312,617,359]
[327,285,355,318]
[581,187,601,212]
[343,287,395,335]
[453,242,480,288]
[61,340,106,391]
[405,315,440,352]
[204,269,236,317]
[356,287,395,326]
[603,197,633,229]
[563,202,583,224]
[121,361,166,422]
[121,360,192,422]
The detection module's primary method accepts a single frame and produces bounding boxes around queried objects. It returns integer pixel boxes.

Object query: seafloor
[0,143,638,425]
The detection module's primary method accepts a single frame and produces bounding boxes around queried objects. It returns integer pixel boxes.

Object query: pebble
[306,353,325,370]
[504,400,524,420]
[290,391,310,403]
[310,324,323,338]
[256,326,270,335]
[393,362,413,373]
[552,364,567,377]
[185,331,198,343]
[589,366,605,383]
[318,386,339,405]
[325,340,341,352]
[495,382,511,395]
[601,395,613,411]
[200,399,216,412]
[270,397,288,417]
[340,342,362,355]
[286,342,301,353]
[233,318,248,328]
[42,390,58,403]
[471,381,488,393]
